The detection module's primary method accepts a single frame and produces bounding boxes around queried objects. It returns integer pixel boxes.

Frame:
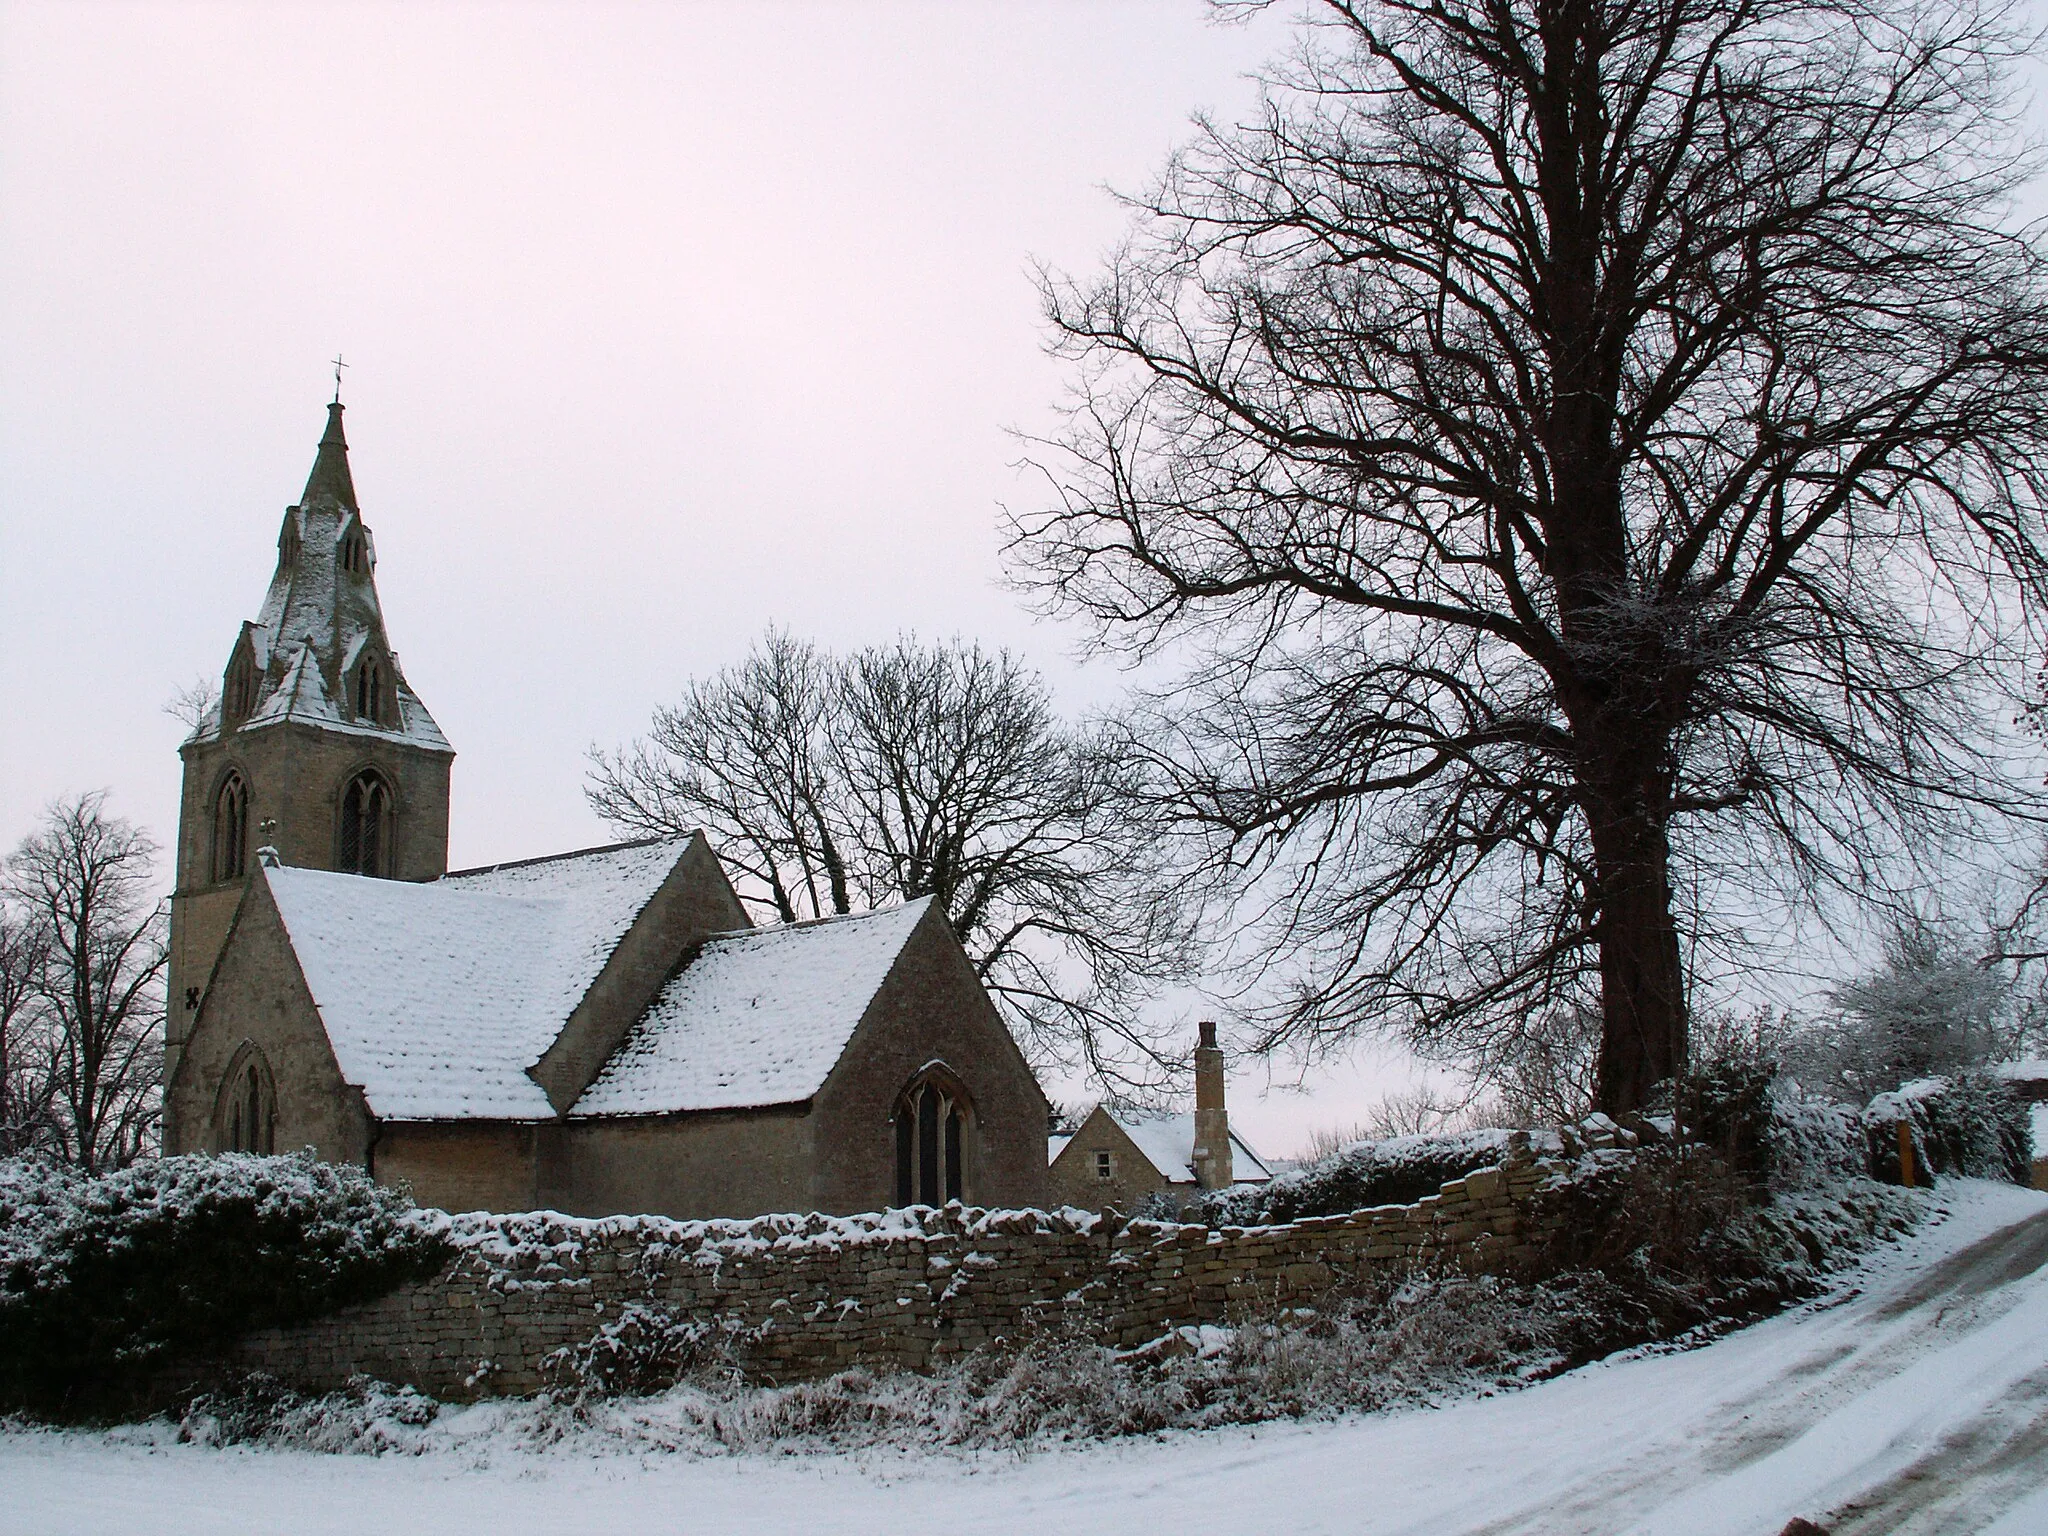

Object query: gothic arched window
[218,1046,276,1154]
[211,772,249,883]
[894,1070,970,1208]
[337,770,393,877]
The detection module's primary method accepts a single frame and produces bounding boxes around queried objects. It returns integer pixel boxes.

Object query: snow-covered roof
[266,839,691,1120]
[1101,1109,1272,1186]
[571,898,933,1117]
[1048,1134,1072,1164]
[1995,1059,2048,1083]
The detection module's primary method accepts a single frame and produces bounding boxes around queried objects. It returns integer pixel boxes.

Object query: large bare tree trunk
[1587,805,1688,1112]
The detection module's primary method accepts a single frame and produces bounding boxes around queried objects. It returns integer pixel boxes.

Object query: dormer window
[338,527,371,576]
[223,650,257,723]
[352,655,388,725]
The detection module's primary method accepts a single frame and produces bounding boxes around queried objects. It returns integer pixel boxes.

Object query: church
[163,401,1051,1218]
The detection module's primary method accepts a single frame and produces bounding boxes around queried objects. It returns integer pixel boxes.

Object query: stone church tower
[165,401,454,1145]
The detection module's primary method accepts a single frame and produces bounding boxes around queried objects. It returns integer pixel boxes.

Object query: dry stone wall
[233,1132,1590,1399]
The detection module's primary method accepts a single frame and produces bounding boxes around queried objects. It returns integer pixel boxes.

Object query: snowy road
[5,1180,2046,1536]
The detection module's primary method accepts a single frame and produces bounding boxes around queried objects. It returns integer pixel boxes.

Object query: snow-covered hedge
[1861,1074,2031,1185]
[1760,1085,1867,1190]
[0,1153,448,1415]
[1193,1128,1539,1226]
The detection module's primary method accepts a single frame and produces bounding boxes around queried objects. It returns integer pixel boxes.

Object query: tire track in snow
[1819,1362,2048,1534]
[1450,1202,2048,1535]
[1695,1214,2048,1481]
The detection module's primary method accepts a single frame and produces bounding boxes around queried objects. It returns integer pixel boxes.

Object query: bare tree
[1788,918,2020,1101]
[0,897,55,1156]
[1009,0,2048,1111]
[5,794,167,1170]
[590,630,856,923]
[162,676,219,731]
[592,631,1200,1084]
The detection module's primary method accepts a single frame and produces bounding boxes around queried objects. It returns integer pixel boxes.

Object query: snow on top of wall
[570,898,933,1117]
[267,840,689,1120]
[1102,1110,1273,1185]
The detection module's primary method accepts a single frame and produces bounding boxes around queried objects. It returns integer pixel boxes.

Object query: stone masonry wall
[234,1133,1585,1400]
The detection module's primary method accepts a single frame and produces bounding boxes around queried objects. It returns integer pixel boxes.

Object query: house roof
[1093,1109,1272,1185]
[570,897,934,1117]
[265,838,691,1120]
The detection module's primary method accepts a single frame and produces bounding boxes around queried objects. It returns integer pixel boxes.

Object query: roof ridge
[443,834,686,880]
[719,893,932,941]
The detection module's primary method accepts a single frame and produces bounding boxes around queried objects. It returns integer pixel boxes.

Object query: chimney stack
[1191,1020,1234,1190]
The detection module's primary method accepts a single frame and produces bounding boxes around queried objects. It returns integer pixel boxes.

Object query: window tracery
[218,1047,276,1154]
[894,1070,969,1207]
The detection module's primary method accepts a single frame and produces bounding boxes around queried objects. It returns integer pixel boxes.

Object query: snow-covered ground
[6,1180,2046,1536]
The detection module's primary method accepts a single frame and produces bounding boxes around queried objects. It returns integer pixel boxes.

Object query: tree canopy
[1010,0,2048,1110]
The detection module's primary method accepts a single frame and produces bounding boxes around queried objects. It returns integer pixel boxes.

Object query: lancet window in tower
[211,772,250,883]
[894,1071,969,1207]
[337,770,394,877]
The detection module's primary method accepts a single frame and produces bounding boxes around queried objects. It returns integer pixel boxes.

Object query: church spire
[301,401,359,511]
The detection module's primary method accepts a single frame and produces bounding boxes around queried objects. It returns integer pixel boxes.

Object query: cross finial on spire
[331,354,348,404]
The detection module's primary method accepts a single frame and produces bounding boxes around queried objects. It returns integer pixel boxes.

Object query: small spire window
[211,772,250,883]
[338,529,371,575]
[337,770,394,877]
[353,656,387,724]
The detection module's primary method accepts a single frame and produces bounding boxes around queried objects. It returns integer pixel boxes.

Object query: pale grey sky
[3,1,2044,1151]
